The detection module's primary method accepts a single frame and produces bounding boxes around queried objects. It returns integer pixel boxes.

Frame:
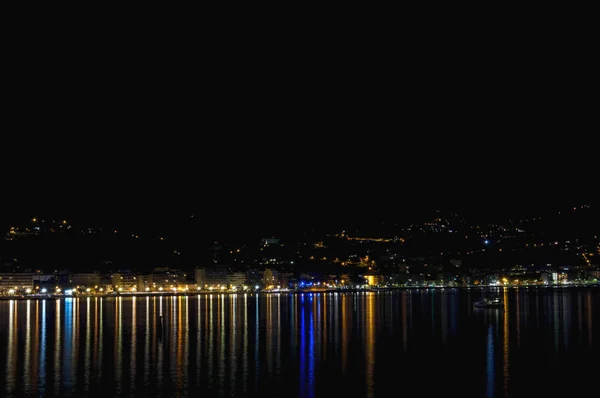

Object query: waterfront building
[70,273,101,288]
[111,273,138,292]
[195,267,229,289]
[0,272,36,294]
[263,268,278,285]
[228,271,246,289]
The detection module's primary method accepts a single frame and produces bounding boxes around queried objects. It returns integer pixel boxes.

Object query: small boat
[473,295,503,308]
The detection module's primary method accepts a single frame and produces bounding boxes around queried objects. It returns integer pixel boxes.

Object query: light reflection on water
[0,288,599,397]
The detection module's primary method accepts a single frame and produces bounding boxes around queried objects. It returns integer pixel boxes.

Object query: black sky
[2,37,596,237]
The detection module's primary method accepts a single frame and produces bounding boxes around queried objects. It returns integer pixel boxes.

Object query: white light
[64,289,73,295]
[41,288,47,293]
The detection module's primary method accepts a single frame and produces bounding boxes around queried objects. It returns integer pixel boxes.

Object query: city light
[1,203,597,297]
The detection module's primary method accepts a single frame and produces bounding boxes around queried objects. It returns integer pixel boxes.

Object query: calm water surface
[0,288,599,397]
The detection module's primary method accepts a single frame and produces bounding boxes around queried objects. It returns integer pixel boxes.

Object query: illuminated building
[364,274,379,286]
[263,268,278,284]
[111,273,137,291]
[228,271,246,289]
[260,237,280,246]
[70,273,101,288]
[195,267,229,289]
[0,273,36,294]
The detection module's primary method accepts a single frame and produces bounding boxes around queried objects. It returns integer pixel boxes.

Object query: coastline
[1,283,598,301]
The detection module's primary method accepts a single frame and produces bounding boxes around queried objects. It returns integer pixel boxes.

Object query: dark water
[0,288,599,397]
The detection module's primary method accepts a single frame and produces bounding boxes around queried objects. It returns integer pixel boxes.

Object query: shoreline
[1,283,598,300]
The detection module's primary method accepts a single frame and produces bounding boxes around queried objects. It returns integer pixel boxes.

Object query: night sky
[2,60,596,240]
[3,137,593,243]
